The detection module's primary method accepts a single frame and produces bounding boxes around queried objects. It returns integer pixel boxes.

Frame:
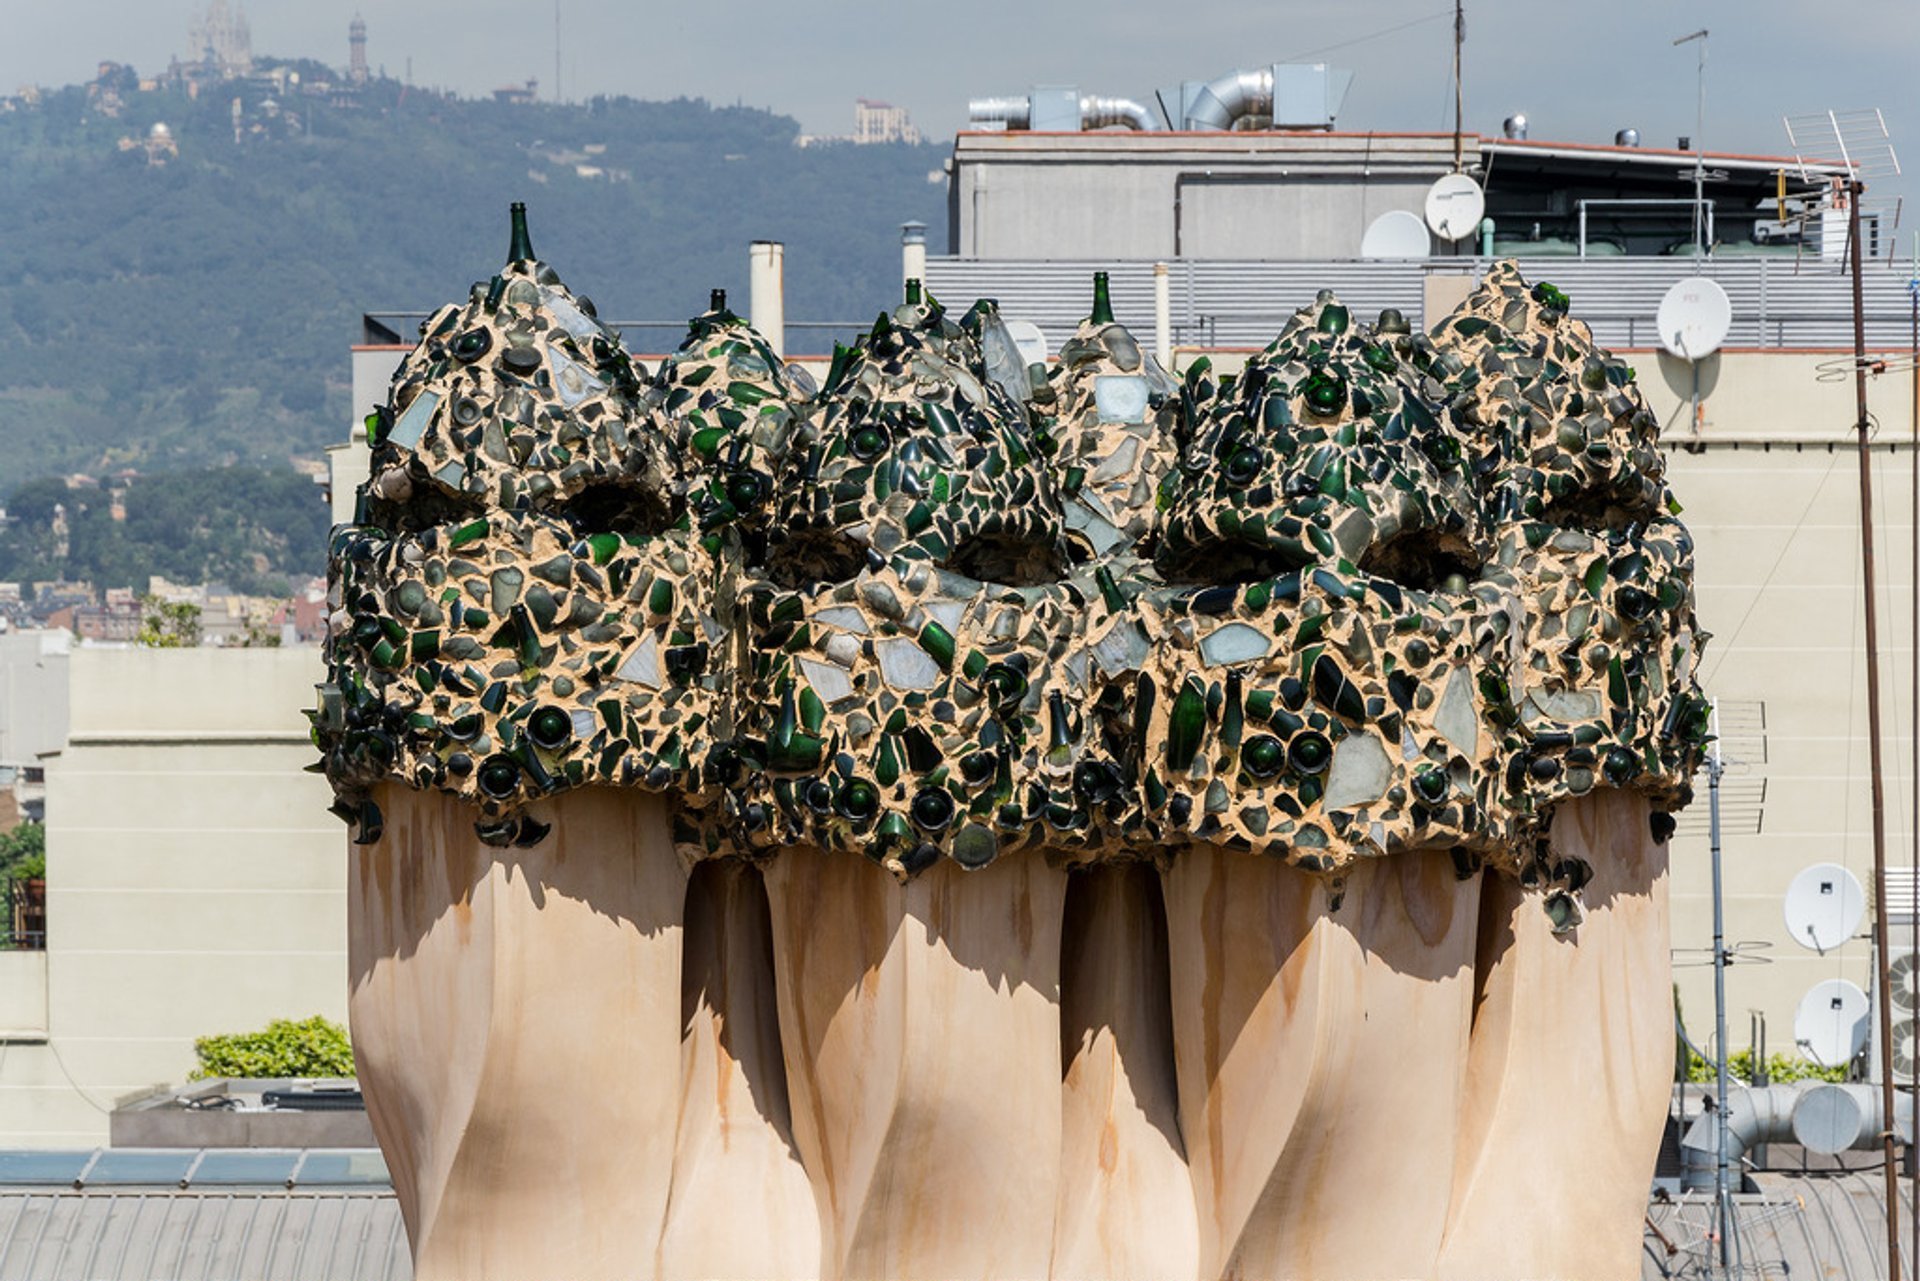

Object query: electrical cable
[1700,447,1845,688]
[47,1039,113,1115]
[1275,9,1454,67]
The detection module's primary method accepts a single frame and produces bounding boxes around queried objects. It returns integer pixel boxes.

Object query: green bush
[1683,1048,1847,1085]
[191,1015,355,1080]
[0,823,43,879]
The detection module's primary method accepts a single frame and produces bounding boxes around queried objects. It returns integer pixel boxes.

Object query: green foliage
[0,823,44,879]
[137,595,202,646]
[191,1015,355,1080]
[0,75,948,487]
[1683,1048,1848,1085]
[0,466,330,591]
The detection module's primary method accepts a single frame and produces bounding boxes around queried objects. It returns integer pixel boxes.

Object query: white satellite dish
[1003,319,1049,367]
[1361,209,1432,259]
[1783,862,1866,953]
[1656,277,1732,360]
[1794,978,1870,1068]
[1424,173,1486,242]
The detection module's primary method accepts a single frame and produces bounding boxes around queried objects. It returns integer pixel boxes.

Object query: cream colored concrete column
[657,861,819,1280]
[1052,861,1197,1281]
[749,240,785,360]
[348,785,688,1281]
[762,847,1067,1281]
[1162,846,1479,1281]
[1439,789,1672,1281]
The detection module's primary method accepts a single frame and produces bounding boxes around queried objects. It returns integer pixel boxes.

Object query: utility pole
[1910,228,1919,1281]
[1848,174,1904,1281]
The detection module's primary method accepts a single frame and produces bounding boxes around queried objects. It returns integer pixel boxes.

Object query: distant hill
[0,466,331,596]
[0,61,949,492]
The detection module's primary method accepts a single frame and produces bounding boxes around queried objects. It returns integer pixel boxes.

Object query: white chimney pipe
[749,240,785,359]
[1153,262,1172,369]
[901,222,927,292]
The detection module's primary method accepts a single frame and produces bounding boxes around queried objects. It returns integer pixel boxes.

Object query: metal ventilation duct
[1164,63,1352,131]
[1079,96,1158,132]
[968,64,1351,134]
[966,89,1160,132]
[1182,67,1274,131]
[1678,1082,1916,1192]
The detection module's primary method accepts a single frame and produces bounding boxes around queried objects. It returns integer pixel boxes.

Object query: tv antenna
[1784,110,1902,266]
[1785,103,1903,1281]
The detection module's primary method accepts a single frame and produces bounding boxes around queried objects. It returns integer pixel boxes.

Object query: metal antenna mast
[1451,1,1464,174]
[1706,702,1735,1271]
[1674,30,1708,261]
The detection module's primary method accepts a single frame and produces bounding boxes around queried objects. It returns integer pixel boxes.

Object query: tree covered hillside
[0,65,948,490]
[0,467,331,595]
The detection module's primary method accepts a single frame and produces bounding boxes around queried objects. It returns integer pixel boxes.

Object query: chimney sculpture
[319,206,1703,1280]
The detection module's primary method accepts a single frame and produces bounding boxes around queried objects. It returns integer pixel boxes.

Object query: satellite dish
[1003,319,1049,367]
[1657,277,1732,360]
[1361,209,1432,259]
[1783,862,1866,953]
[1794,978,1869,1068]
[1424,173,1486,242]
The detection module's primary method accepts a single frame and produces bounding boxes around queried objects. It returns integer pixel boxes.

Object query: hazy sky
[9,1,1920,234]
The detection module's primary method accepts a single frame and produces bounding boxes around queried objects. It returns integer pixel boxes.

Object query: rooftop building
[0,649,343,1148]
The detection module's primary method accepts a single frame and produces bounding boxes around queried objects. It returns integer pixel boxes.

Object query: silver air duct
[1183,67,1273,131]
[1171,64,1351,132]
[967,96,1032,130]
[967,92,1159,132]
[1078,95,1159,132]
[1678,1083,1915,1193]
[971,66,1348,133]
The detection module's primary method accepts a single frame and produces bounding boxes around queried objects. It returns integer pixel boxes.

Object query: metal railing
[927,256,1920,353]
[3,876,45,951]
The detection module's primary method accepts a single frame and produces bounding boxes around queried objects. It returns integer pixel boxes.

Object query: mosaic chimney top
[317,207,1706,919]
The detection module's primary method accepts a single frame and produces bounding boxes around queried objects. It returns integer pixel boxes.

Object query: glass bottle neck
[507,202,535,263]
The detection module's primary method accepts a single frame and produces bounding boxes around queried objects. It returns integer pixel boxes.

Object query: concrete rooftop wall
[0,647,342,1147]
